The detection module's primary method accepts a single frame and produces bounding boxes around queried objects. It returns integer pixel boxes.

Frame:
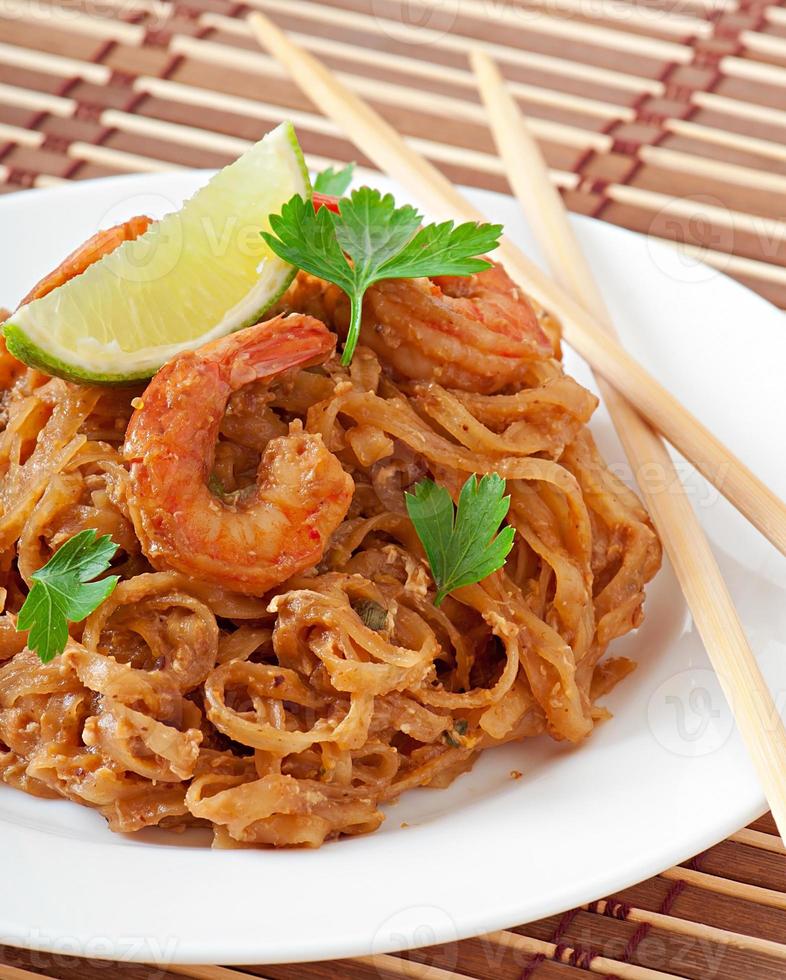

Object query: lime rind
[2,267,297,385]
[3,121,311,385]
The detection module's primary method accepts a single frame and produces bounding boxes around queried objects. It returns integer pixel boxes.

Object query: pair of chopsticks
[247,13,786,840]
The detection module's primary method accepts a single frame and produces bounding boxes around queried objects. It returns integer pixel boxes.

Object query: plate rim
[0,168,780,966]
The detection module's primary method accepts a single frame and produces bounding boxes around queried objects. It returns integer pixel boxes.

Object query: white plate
[0,172,784,967]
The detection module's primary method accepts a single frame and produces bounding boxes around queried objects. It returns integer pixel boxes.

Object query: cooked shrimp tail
[123,314,353,595]
[325,261,556,394]
[18,216,152,307]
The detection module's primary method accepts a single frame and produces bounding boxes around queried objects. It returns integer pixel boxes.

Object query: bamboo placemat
[0,0,785,307]
[1,0,785,976]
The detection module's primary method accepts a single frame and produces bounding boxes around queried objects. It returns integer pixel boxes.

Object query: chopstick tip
[469,47,499,80]
[246,9,272,37]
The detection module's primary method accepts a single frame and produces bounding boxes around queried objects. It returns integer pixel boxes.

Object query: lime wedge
[3,122,309,384]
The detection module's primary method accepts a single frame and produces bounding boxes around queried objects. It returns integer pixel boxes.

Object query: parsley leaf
[262,186,502,365]
[313,162,355,196]
[376,220,504,280]
[17,529,120,663]
[405,473,515,606]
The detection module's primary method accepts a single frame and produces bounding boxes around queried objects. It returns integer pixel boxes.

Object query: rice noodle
[0,265,660,847]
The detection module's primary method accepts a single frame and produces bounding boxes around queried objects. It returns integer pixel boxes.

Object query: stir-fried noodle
[0,241,661,847]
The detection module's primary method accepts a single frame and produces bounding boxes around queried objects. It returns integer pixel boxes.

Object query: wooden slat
[586,899,786,960]
[320,0,694,62]
[731,829,786,856]
[170,968,271,980]
[0,967,52,980]
[661,867,786,911]
[1,0,784,300]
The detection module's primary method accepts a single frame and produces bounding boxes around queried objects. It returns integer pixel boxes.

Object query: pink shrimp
[354,262,556,394]
[123,315,354,595]
[2,217,152,389]
[18,215,152,306]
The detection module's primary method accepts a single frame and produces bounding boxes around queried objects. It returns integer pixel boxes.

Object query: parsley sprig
[17,529,119,663]
[313,162,355,196]
[405,473,515,606]
[262,187,502,364]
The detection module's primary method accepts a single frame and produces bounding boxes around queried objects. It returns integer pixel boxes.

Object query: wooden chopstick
[469,53,786,839]
[245,11,786,838]
[246,10,786,560]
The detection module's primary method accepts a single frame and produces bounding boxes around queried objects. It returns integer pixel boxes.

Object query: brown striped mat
[0,0,785,976]
[0,0,785,307]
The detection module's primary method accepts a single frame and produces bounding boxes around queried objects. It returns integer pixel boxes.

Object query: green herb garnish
[313,162,355,196]
[17,529,119,663]
[405,473,515,606]
[262,187,502,364]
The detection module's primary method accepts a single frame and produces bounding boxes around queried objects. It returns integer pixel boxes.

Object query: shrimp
[345,262,555,394]
[0,216,153,421]
[267,270,341,327]
[3,218,151,386]
[18,215,152,306]
[123,315,354,596]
